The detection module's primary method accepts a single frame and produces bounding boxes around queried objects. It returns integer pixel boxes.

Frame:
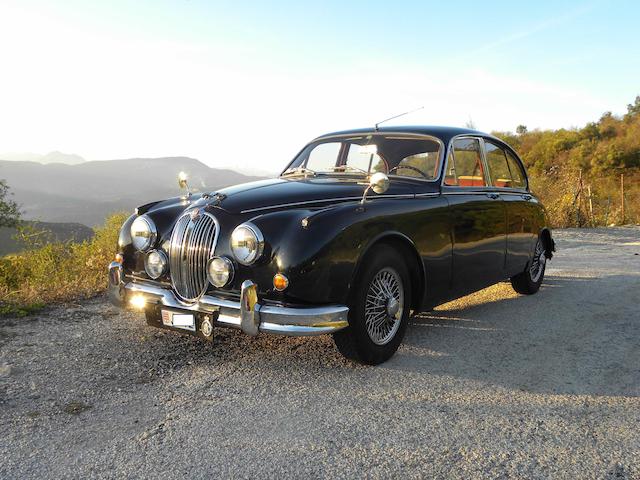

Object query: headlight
[144,250,167,279]
[206,256,234,287]
[230,223,264,265]
[130,215,157,252]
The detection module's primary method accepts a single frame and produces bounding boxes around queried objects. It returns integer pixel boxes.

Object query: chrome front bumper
[108,262,349,336]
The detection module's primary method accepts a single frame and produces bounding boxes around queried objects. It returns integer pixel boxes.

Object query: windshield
[283,135,442,180]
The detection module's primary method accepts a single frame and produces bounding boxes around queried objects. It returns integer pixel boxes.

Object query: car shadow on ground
[385,273,640,398]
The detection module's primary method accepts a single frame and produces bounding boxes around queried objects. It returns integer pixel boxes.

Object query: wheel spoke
[364,266,404,345]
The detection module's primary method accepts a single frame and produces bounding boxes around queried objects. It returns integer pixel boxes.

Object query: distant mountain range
[0,157,266,226]
[0,221,94,256]
[0,151,86,165]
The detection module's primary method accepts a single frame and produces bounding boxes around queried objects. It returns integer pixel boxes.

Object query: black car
[108,126,555,364]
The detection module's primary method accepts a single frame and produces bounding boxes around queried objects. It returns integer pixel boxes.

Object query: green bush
[0,212,128,314]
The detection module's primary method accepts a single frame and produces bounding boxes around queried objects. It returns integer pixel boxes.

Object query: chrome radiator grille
[169,210,219,301]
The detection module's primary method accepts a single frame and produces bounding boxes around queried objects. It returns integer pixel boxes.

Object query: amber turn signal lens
[115,253,124,264]
[273,273,289,291]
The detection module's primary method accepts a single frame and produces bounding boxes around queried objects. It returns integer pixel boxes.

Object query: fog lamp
[130,295,146,310]
[207,256,234,287]
[144,250,168,279]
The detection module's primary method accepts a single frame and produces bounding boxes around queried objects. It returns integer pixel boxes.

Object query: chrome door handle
[486,193,499,199]
[522,194,532,201]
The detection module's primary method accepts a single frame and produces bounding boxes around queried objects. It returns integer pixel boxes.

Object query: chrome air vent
[169,210,219,302]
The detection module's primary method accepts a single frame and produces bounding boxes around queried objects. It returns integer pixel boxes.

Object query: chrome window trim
[440,135,491,189]
[441,133,530,192]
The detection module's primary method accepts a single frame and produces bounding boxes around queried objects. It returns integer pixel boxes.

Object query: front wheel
[333,245,412,365]
[511,238,546,294]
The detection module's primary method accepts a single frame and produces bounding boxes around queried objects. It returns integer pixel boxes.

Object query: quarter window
[444,138,486,187]
[484,141,513,188]
[505,150,527,189]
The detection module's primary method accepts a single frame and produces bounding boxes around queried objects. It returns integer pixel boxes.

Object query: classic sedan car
[108,126,555,364]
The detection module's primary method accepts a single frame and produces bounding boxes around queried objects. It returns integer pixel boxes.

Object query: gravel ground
[1,227,639,479]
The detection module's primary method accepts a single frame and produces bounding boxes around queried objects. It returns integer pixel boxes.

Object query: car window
[304,142,341,171]
[484,141,513,188]
[345,144,386,173]
[394,151,440,179]
[286,135,441,179]
[505,150,527,189]
[444,138,486,187]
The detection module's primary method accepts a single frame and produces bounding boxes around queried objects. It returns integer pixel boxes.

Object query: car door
[443,137,507,296]
[483,140,537,274]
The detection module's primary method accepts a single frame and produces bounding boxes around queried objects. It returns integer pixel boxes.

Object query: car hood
[212,176,418,214]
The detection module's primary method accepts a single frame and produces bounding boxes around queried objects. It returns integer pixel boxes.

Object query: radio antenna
[375,106,424,131]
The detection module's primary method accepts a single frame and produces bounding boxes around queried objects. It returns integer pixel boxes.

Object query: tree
[464,118,476,129]
[0,179,20,227]
[626,95,640,118]
[516,125,528,135]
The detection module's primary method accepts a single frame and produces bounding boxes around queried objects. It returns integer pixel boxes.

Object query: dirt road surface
[1,227,639,478]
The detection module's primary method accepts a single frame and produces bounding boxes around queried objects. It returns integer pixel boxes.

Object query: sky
[0,0,639,173]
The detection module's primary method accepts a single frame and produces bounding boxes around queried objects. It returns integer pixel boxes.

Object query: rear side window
[444,138,486,187]
[484,141,513,188]
[505,150,527,189]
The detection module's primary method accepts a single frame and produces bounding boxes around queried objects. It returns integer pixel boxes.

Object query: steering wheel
[389,164,430,179]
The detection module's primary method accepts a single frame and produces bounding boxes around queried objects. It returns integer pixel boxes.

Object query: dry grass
[0,212,128,316]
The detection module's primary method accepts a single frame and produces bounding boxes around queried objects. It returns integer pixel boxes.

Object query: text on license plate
[161,310,195,331]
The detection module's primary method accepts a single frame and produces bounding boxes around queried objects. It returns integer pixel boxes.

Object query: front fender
[250,199,432,305]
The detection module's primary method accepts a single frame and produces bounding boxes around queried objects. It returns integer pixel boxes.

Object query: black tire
[511,238,546,295]
[333,245,412,365]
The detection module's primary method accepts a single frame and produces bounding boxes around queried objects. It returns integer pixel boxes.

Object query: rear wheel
[511,238,546,294]
[333,245,411,365]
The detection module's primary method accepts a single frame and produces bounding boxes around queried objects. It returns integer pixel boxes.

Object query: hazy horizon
[1,0,639,172]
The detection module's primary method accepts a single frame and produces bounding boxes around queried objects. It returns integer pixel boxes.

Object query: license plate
[161,310,195,331]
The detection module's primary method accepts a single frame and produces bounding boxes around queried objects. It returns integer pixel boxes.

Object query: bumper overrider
[108,262,349,337]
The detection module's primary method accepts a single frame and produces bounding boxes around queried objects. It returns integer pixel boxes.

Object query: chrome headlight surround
[230,222,264,266]
[144,249,168,279]
[130,215,157,252]
[206,256,234,287]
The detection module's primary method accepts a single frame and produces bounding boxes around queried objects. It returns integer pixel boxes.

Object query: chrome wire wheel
[529,240,546,283]
[364,267,404,345]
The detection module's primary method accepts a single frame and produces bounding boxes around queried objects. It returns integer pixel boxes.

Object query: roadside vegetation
[493,96,640,227]
[0,212,128,316]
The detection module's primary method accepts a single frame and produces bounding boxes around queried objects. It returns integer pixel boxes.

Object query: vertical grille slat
[169,211,219,301]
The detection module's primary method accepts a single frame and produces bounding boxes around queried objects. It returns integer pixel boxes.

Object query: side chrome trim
[240,193,416,214]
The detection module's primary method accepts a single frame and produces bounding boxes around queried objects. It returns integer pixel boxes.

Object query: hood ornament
[189,208,201,222]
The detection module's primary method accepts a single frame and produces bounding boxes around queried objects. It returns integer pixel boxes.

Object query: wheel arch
[351,232,426,311]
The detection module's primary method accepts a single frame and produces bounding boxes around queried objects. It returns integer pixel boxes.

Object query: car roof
[314,125,500,144]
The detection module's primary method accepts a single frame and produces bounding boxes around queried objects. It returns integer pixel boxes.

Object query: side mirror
[369,172,389,194]
[178,171,190,196]
[361,172,389,204]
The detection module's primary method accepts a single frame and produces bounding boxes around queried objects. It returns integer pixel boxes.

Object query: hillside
[0,151,86,165]
[0,157,265,225]
[0,221,94,255]
[492,96,640,227]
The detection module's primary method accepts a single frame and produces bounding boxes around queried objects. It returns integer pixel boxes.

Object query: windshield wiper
[282,166,317,177]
